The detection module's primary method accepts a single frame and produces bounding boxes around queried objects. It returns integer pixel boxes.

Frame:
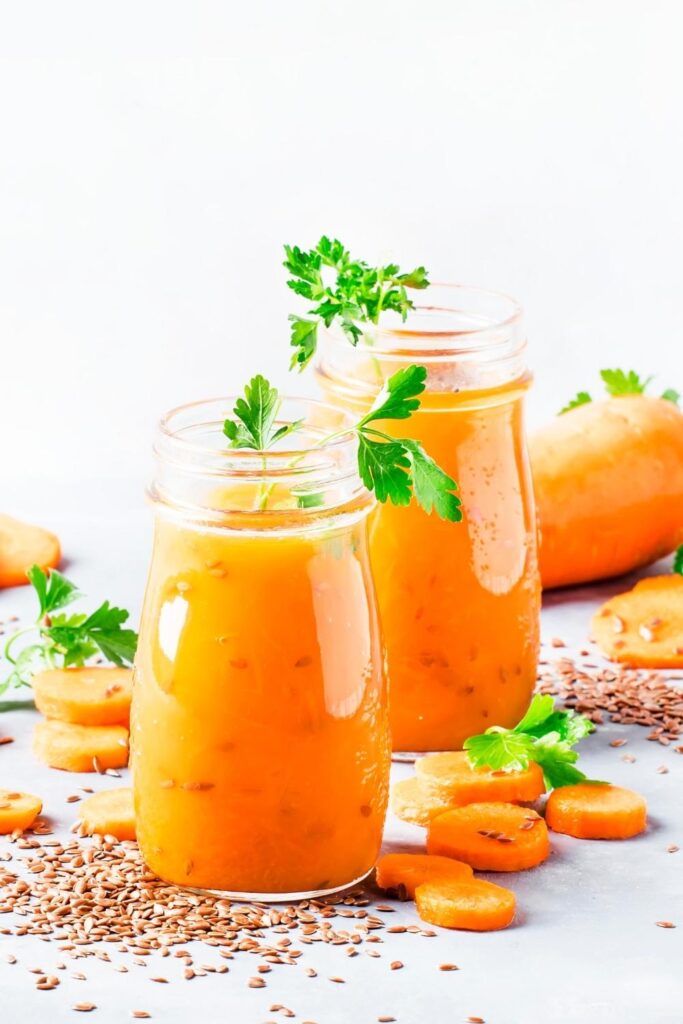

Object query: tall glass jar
[131,397,389,899]
[315,285,540,753]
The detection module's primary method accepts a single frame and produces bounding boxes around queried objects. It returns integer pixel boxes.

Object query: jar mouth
[328,283,524,361]
[156,395,357,473]
[151,395,368,522]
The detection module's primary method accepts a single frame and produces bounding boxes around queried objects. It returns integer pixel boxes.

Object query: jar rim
[326,282,524,360]
[156,394,358,471]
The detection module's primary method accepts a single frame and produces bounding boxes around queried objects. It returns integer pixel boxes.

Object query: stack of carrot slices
[32,667,132,774]
[382,750,647,931]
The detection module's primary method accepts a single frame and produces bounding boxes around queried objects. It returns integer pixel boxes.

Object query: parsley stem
[3,627,35,666]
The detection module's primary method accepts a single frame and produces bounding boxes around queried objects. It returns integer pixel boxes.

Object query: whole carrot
[531,371,683,589]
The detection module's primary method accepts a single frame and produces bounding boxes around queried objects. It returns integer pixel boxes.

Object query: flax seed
[73,1005,97,1013]
[439,963,459,971]
[656,921,676,928]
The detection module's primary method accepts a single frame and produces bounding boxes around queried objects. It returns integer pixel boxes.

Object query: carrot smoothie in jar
[131,398,389,898]
[315,285,540,753]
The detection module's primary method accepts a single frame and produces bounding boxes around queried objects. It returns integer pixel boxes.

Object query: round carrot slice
[546,783,647,840]
[427,802,550,871]
[79,788,136,841]
[33,667,133,727]
[376,853,473,898]
[416,750,545,804]
[592,576,683,668]
[415,878,516,931]
[390,777,456,826]
[33,720,129,773]
[0,514,61,588]
[0,789,43,834]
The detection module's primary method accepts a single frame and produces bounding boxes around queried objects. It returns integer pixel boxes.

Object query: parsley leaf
[600,368,653,396]
[674,546,683,576]
[223,374,303,451]
[661,388,681,406]
[559,391,592,415]
[357,434,413,506]
[360,364,427,425]
[26,565,81,617]
[284,236,430,370]
[464,693,597,790]
[530,734,588,789]
[464,731,536,773]
[1,565,138,698]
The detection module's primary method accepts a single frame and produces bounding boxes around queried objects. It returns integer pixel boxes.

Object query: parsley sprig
[223,367,462,522]
[0,565,138,698]
[284,236,429,370]
[464,694,597,789]
[560,368,680,414]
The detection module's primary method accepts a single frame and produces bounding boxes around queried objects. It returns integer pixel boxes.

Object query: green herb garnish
[223,374,302,450]
[284,236,429,370]
[674,546,683,576]
[1,565,138,698]
[464,694,597,789]
[559,391,592,415]
[560,368,680,414]
[224,367,462,522]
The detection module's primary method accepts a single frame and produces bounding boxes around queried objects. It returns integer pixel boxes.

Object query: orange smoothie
[316,286,540,751]
[132,401,389,896]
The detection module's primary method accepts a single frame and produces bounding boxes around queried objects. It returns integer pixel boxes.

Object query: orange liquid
[320,374,540,751]
[131,506,389,894]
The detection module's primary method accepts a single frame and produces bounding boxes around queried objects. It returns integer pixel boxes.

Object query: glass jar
[131,397,389,899]
[315,285,540,753]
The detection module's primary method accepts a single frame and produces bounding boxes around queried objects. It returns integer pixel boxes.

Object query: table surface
[1,484,681,1024]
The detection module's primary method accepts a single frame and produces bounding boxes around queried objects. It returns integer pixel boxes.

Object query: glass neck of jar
[316,283,528,396]
[149,397,371,531]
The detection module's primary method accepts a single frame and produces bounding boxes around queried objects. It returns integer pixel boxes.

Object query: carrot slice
[416,750,545,804]
[33,720,129,773]
[376,853,473,898]
[0,514,61,588]
[0,788,43,834]
[390,777,456,826]
[546,783,647,839]
[78,788,136,841]
[33,667,133,727]
[592,576,683,668]
[427,802,550,871]
[415,878,516,931]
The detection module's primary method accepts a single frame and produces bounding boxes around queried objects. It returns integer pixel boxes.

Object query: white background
[1,0,683,491]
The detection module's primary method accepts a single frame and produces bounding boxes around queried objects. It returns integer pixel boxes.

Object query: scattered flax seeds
[538,657,683,747]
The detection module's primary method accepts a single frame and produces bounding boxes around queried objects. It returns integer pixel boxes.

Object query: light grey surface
[1,485,682,1024]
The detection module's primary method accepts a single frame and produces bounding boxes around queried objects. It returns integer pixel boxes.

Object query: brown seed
[439,963,460,971]
[656,921,676,928]
[609,739,627,748]
[248,977,266,988]
[656,766,669,774]
[390,961,403,970]
[0,736,15,745]
[467,1018,485,1023]
[131,1014,151,1020]
[73,1005,97,1013]
[150,977,168,983]
[328,976,345,983]
[667,844,679,853]
[550,637,566,648]
[378,1018,396,1022]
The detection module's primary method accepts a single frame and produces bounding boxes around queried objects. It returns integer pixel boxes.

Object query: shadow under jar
[315,285,541,754]
[131,397,389,899]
